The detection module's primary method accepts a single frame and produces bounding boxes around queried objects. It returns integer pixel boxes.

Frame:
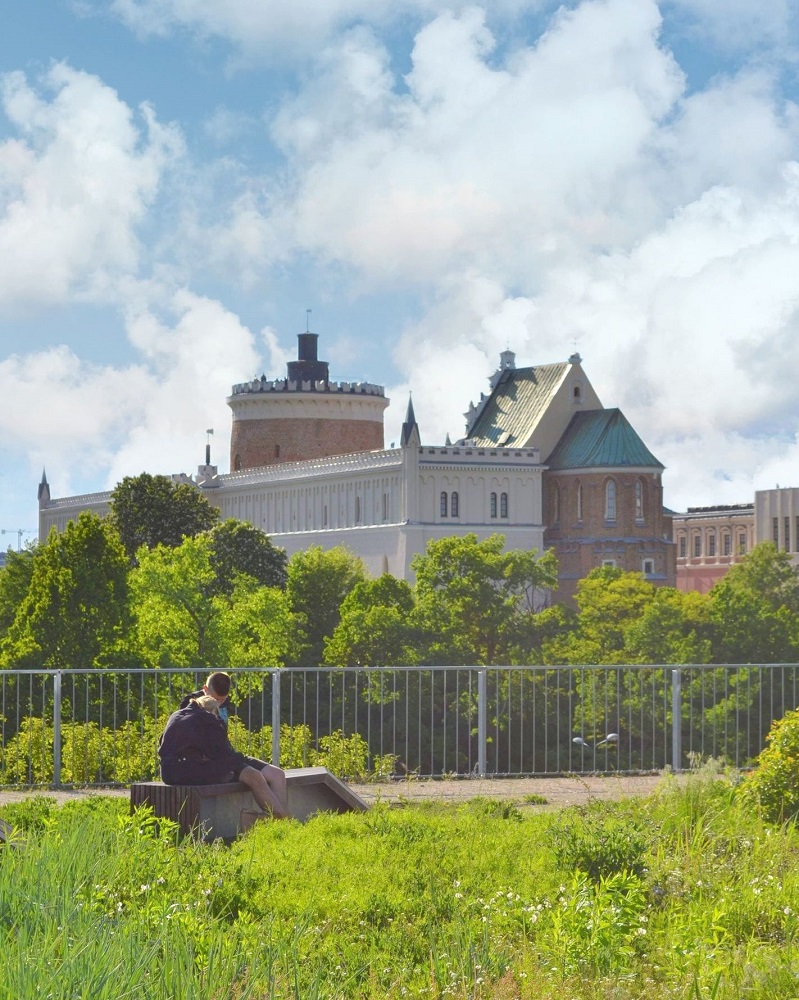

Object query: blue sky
[2,0,799,548]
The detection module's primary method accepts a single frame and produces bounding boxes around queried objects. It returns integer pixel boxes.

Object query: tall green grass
[3,766,799,998]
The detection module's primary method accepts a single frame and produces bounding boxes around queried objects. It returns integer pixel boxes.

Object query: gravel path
[0,773,675,811]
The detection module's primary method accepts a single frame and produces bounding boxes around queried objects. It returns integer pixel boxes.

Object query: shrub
[739,707,799,823]
[548,801,651,881]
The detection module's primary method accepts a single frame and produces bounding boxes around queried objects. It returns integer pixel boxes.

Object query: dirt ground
[0,773,677,812]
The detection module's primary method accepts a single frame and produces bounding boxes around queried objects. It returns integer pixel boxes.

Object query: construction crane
[1,529,32,552]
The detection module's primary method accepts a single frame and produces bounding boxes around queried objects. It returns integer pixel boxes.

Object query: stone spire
[400,395,420,447]
[37,468,50,505]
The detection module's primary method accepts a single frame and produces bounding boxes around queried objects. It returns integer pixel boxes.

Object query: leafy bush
[548,801,651,881]
[739,707,799,823]
[0,717,54,784]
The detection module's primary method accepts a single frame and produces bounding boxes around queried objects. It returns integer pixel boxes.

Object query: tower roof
[545,408,663,470]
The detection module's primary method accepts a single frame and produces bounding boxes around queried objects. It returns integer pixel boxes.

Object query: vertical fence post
[671,667,682,772]
[271,668,281,767]
[477,668,487,777]
[53,671,62,788]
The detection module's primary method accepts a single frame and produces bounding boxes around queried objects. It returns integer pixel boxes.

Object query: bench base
[131,767,368,840]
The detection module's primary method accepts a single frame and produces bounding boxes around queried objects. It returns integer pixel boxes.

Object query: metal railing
[0,664,796,787]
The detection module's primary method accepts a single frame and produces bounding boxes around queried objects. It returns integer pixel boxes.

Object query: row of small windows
[552,478,647,524]
[439,491,509,518]
[603,557,655,575]
[772,516,799,553]
[678,530,748,559]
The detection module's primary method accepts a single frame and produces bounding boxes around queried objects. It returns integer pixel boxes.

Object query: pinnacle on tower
[400,395,420,447]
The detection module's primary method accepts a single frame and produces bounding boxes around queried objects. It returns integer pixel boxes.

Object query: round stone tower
[228,332,389,471]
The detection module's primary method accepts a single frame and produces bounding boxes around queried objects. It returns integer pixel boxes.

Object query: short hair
[206,672,231,698]
[192,695,220,716]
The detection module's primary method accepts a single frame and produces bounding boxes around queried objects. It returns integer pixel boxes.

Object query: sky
[2,0,799,549]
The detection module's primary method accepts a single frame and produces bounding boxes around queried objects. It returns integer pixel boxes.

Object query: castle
[38,332,676,601]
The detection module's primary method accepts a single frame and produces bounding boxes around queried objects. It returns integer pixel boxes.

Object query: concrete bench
[130,766,368,840]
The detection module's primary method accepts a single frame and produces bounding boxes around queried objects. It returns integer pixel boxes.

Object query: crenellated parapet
[230,377,385,397]
[228,333,389,471]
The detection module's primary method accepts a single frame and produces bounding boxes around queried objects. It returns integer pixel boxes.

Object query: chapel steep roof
[464,362,571,446]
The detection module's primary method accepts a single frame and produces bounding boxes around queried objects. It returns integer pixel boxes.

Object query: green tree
[214,576,293,667]
[285,546,366,667]
[323,575,417,666]
[109,472,220,563]
[0,514,130,670]
[709,543,799,663]
[131,534,294,670]
[207,519,287,594]
[130,535,220,667]
[410,534,558,665]
[0,544,38,638]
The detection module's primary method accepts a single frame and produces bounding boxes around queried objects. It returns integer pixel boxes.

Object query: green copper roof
[545,408,663,470]
[467,363,569,445]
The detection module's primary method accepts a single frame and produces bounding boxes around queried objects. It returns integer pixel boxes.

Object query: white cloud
[0,288,260,503]
[106,0,532,55]
[271,0,683,287]
[0,63,182,308]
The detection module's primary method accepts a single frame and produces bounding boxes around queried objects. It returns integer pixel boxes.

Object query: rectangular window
[739,532,747,555]
[785,516,791,552]
[693,534,701,558]
[602,559,616,568]
[723,533,731,556]
[707,533,716,557]
[774,517,779,545]
[642,559,654,575]
[679,536,686,558]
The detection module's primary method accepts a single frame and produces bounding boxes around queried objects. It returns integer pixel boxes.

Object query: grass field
[1,762,798,999]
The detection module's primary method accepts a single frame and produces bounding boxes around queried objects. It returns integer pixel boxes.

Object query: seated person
[179,670,287,811]
[159,694,288,819]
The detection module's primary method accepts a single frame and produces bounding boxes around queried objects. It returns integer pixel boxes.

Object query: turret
[228,331,389,471]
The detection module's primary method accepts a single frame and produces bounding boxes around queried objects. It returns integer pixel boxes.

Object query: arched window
[234,453,242,471]
[440,492,448,517]
[490,492,497,519]
[693,533,701,557]
[500,492,508,518]
[451,491,459,517]
[576,481,583,522]
[679,535,687,558]
[382,493,388,522]
[553,485,560,524]
[707,531,716,557]
[635,479,644,521]
[605,479,617,521]
[355,496,361,523]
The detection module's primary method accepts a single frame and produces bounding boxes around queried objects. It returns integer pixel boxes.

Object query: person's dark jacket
[159,702,246,785]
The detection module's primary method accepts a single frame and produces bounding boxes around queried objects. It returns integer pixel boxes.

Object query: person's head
[192,694,220,716]
[204,671,231,704]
